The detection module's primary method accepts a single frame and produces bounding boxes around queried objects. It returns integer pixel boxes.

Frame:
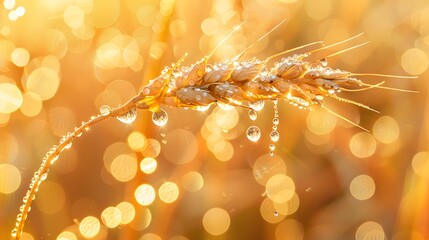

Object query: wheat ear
[12,28,417,239]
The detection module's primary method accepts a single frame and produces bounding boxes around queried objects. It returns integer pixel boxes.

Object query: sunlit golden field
[1,0,429,239]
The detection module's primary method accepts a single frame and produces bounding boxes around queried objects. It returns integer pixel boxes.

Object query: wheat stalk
[11,25,416,239]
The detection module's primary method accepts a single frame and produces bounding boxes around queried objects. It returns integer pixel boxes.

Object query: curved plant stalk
[12,94,144,239]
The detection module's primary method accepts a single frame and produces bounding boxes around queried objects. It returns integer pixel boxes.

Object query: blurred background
[0,0,428,239]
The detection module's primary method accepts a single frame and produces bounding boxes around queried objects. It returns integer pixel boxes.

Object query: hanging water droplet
[196,105,210,112]
[217,102,234,111]
[152,108,168,127]
[99,105,111,116]
[116,108,137,124]
[269,144,276,151]
[320,58,328,67]
[270,130,280,142]
[246,126,261,142]
[248,109,257,121]
[249,100,265,111]
[272,99,278,105]
[272,118,279,125]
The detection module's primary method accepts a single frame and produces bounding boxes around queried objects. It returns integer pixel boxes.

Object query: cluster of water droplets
[152,108,169,143]
[269,100,280,156]
[246,100,265,142]
[13,127,83,237]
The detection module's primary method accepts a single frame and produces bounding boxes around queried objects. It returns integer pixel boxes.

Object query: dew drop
[246,126,261,142]
[196,105,210,112]
[152,108,168,127]
[99,105,111,116]
[63,142,72,150]
[320,58,328,67]
[51,155,59,164]
[40,172,48,181]
[116,108,137,124]
[273,118,279,125]
[249,100,265,111]
[143,87,150,95]
[11,228,17,237]
[270,130,280,142]
[248,109,257,121]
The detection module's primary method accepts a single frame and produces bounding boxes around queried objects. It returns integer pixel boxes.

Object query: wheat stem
[12,92,143,240]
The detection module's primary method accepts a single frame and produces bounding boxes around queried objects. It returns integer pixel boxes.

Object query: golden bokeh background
[1,0,428,239]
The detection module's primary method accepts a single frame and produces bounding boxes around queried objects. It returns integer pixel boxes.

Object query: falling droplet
[269,144,275,151]
[270,130,280,142]
[248,109,257,121]
[249,100,265,111]
[99,105,111,116]
[273,211,279,216]
[152,108,168,127]
[162,139,167,144]
[116,108,137,124]
[272,118,279,125]
[246,126,261,142]
[320,58,328,67]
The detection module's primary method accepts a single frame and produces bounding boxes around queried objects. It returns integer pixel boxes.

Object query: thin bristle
[351,73,418,79]
[323,41,370,59]
[340,81,386,92]
[305,32,365,55]
[208,22,246,59]
[328,94,380,113]
[359,82,419,93]
[321,105,369,132]
[265,41,324,62]
[235,20,286,60]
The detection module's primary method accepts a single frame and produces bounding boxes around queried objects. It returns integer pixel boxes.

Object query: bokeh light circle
[202,207,231,236]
